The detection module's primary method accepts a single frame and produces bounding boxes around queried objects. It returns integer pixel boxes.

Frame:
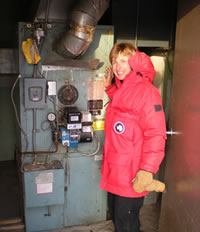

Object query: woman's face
[112,52,132,80]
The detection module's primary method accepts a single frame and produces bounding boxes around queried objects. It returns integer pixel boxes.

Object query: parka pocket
[106,152,134,188]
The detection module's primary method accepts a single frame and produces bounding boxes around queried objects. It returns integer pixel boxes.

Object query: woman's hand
[103,66,114,88]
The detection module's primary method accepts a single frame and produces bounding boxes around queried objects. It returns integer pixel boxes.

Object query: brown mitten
[132,170,153,193]
[144,180,166,192]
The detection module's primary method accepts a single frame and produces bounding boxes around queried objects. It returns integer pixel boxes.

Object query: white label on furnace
[37,183,53,194]
[35,172,53,194]
[35,172,53,184]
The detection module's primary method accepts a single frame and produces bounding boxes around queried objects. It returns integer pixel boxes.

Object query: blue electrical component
[60,127,79,147]
[60,127,70,146]
[70,139,79,147]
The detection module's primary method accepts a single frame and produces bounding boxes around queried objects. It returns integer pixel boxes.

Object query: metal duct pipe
[55,0,110,59]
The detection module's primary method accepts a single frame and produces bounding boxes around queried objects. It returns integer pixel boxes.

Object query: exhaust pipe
[55,0,110,59]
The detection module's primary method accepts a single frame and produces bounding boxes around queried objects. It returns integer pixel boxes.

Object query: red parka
[100,50,166,198]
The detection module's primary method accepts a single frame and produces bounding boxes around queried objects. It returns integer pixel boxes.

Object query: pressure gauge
[47,112,56,122]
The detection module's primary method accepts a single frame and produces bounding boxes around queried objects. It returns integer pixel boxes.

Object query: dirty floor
[49,203,160,232]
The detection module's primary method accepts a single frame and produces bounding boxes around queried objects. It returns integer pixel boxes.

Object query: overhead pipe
[55,0,110,59]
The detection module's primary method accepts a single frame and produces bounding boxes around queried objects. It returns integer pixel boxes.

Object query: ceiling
[0,0,176,49]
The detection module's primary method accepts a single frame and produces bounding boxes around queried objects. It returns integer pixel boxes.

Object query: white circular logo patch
[114,121,125,134]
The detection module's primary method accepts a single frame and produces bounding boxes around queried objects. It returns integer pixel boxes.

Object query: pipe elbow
[55,0,110,59]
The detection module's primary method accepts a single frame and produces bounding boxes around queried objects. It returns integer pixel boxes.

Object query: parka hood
[128,50,156,82]
[113,50,156,89]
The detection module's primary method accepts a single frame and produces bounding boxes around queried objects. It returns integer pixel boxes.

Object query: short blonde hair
[109,43,137,64]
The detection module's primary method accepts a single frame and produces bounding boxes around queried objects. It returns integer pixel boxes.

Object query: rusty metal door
[159,1,200,232]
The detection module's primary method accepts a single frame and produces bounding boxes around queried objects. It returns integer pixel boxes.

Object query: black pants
[108,192,144,232]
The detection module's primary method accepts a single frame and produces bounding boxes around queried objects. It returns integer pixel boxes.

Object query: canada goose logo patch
[114,121,125,134]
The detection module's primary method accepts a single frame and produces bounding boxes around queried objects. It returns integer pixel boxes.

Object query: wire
[41,120,51,131]
[45,0,50,26]
[77,132,101,157]
[36,66,46,78]
[11,74,29,152]
[48,96,60,109]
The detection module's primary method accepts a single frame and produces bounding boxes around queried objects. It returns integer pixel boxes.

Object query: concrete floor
[49,203,160,232]
[140,203,160,232]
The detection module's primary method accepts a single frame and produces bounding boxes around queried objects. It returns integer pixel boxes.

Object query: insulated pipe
[22,132,59,155]
[22,140,59,155]
[55,0,110,58]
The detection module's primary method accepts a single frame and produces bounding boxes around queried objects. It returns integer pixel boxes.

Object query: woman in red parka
[100,43,166,232]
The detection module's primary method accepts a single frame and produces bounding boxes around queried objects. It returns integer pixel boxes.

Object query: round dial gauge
[58,84,79,105]
[47,112,56,122]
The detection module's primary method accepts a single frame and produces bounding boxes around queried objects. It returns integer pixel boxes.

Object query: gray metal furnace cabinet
[24,168,65,231]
